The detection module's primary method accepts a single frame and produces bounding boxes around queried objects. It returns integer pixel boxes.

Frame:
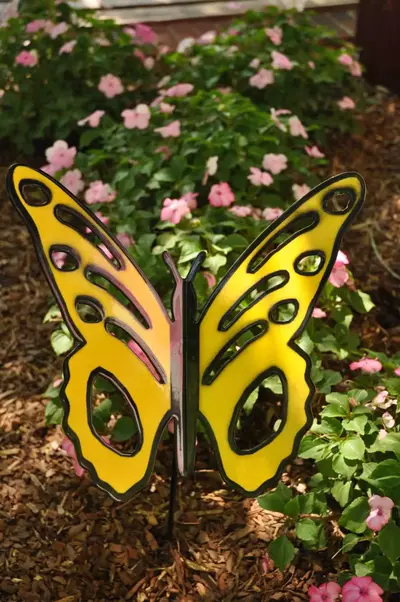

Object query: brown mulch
[2,94,400,601]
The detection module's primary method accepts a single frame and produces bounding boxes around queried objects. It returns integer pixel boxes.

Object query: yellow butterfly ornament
[7,165,365,502]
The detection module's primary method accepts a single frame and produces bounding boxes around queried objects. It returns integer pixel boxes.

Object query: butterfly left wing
[7,164,171,500]
[198,172,365,496]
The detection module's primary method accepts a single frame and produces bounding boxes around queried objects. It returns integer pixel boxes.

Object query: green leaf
[112,416,138,442]
[51,328,74,356]
[299,436,331,461]
[332,481,351,507]
[369,432,400,460]
[267,536,296,572]
[283,496,301,518]
[258,482,292,513]
[45,399,64,425]
[342,533,361,553]
[296,519,319,543]
[43,305,61,323]
[378,522,400,563]
[368,460,400,491]
[221,234,248,249]
[318,370,342,394]
[325,392,349,408]
[339,497,370,534]
[340,437,365,460]
[80,128,101,149]
[242,388,259,415]
[321,403,348,418]
[349,290,375,313]
[93,398,112,422]
[342,415,368,435]
[297,331,314,355]
[203,254,227,275]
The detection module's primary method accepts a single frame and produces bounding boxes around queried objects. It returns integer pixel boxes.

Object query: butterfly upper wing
[198,173,365,495]
[7,164,171,500]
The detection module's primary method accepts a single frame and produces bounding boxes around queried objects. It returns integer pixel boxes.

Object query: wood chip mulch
[2,94,400,601]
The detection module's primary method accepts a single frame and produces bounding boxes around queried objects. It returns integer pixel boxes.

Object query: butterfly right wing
[7,164,172,500]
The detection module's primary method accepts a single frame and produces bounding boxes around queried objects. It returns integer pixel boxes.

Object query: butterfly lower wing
[7,164,171,499]
[199,173,365,495]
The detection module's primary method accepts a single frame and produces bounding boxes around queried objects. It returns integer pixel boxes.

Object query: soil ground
[1,93,400,601]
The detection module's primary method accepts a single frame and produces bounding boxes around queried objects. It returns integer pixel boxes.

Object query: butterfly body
[7,165,365,500]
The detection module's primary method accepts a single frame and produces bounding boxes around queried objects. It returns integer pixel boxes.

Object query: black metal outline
[294,250,326,277]
[49,244,81,272]
[75,295,105,323]
[87,367,143,458]
[202,320,269,386]
[85,264,151,330]
[247,211,320,274]
[198,171,366,497]
[104,317,166,384]
[54,203,125,271]
[6,163,172,501]
[268,298,300,325]
[218,270,290,332]
[322,187,356,215]
[228,367,287,455]
[19,178,52,206]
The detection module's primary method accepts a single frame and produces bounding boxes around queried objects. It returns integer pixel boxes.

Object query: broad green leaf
[51,328,74,356]
[325,392,349,408]
[258,482,292,513]
[45,399,64,425]
[378,522,400,563]
[203,254,227,275]
[369,433,400,460]
[296,519,319,543]
[283,495,301,518]
[321,403,348,418]
[332,481,351,507]
[299,436,331,461]
[340,437,365,460]
[267,536,296,572]
[342,415,368,435]
[368,460,400,491]
[339,497,370,534]
[112,416,138,442]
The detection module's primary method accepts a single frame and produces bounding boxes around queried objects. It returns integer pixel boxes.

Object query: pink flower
[26,19,48,33]
[306,145,325,159]
[328,250,350,287]
[160,102,175,114]
[292,184,311,201]
[350,61,362,77]
[308,61,315,69]
[338,53,353,66]
[378,429,388,440]
[312,308,327,318]
[121,104,151,130]
[181,192,198,210]
[338,96,356,111]
[164,83,194,97]
[197,30,216,45]
[217,87,232,95]
[230,206,252,217]
[117,232,134,248]
[47,22,69,38]
[382,412,395,429]
[206,156,218,177]
[367,495,394,532]
[248,167,273,186]
[15,50,38,67]
[155,145,171,159]
[371,390,389,407]
[135,23,157,45]
[263,207,284,221]
[144,57,155,70]
[308,582,341,602]
[203,271,216,288]
[266,26,283,46]
[60,169,84,196]
[78,110,105,128]
[41,163,59,176]
[61,436,85,477]
[134,48,146,62]
[342,577,383,602]
[160,198,191,225]
[249,68,275,89]
[98,74,124,99]
[52,250,67,269]
[289,116,308,138]
[271,51,293,70]
[155,120,181,138]
[94,212,109,225]
[45,140,76,170]
[59,40,77,54]
[250,58,260,69]
[270,108,291,132]
[395,367,400,376]
[262,153,288,174]
[349,358,382,374]
[208,182,235,207]
[85,181,116,204]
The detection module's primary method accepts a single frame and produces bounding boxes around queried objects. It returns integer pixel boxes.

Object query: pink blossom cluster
[366,495,394,531]
[338,52,363,77]
[309,577,383,602]
[98,74,124,98]
[160,192,198,224]
[85,180,116,205]
[42,140,77,175]
[328,250,350,288]
[122,104,151,129]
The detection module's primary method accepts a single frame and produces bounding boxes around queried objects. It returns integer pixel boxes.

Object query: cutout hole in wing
[20,180,52,206]
[202,321,268,385]
[269,299,299,324]
[89,371,142,455]
[219,270,289,331]
[104,319,164,383]
[85,267,150,329]
[230,371,286,452]
[75,296,104,323]
[54,204,123,269]
[248,211,319,274]
[294,251,325,276]
[50,245,80,271]
[323,188,355,215]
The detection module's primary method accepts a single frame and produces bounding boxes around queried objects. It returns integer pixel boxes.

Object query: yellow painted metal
[199,175,364,494]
